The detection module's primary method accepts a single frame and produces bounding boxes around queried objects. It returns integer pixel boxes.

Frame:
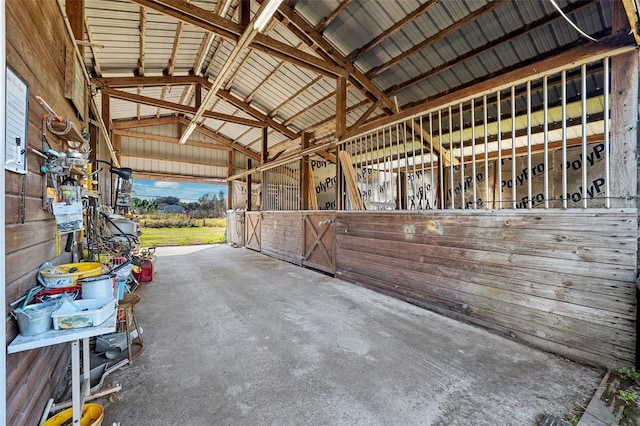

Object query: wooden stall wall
[5,1,87,423]
[260,211,303,265]
[334,210,637,368]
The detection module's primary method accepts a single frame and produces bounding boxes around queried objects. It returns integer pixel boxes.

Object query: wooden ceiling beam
[101,87,265,127]
[269,76,324,118]
[346,0,440,63]
[94,75,299,142]
[315,0,351,33]
[130,170,227,183]
[385,0,595,96]
[138,6,146,76]
[128,0,345,78]
[274,2,396,114]
[366,0,507,78]
[93,75,204,88]
[114,129,230,150]
[346,33,635,140]
[621,0,640,45]
[217,90,298,139]
[123,153,229,168]
[176,117,261,161]
[84,16,103,77]
[112,115,184,130]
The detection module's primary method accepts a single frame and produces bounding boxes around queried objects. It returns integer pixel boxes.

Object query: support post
[227,150,233,210]
[261,128,268,210]
[300,132,310,210]
[247,158,253,211]
[610,1,638,209]
[336,76,347,140]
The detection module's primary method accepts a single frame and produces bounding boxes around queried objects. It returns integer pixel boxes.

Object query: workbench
[8,312,117,425]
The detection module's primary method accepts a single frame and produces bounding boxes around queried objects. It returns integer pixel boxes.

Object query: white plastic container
[51,298,116,330]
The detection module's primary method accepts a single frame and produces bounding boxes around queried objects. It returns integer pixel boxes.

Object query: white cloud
[154,181,180,189]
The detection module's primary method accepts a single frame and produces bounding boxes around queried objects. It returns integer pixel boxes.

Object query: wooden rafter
[124,153,228,167]
[93,75,203,88]
[101,87,265,127]
[245,42,306,103]
[131,171,227,183]
[621,0,640,45]
[84,17,102,77]
[366,0,507,78]
[128,0,346,78]
[269,76,324,118]
[275,2,454,163]
[349,100,380,133]
[112,116,185,130]
[166,20,184,76]
[385,0,595,96]
[345,33,635,140]
[224,49,254,91]
[315,0,351,33]
[346,0,440,63]
[93,75,299,142]
[113,129,231,150]
[138,6,146,76]
[217,90,298,139]
[176,116,260,161]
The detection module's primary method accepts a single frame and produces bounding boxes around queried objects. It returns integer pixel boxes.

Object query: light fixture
[253,0,284,33]
[95,160,133,181]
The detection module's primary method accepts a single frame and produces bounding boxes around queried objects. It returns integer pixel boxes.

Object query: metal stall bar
[604,57,610,208]
[581,63,588,208]
[511,85,516,209]
[562,69,568,209]
[429,112,435,209]
[438,109,444,209]
[419,116,426,209]
[543,75,549,209]
[483,95,489,209]
[471,98,477,209]
[448,106,454,209]
[497,90,502,209]
[459,102,465,209]
[526,80,532,209]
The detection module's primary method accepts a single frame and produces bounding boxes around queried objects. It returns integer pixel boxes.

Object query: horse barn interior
[3,0,640,423]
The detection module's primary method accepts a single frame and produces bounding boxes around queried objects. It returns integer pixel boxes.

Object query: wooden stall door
[302,211,336,274]
[245,212,261,252]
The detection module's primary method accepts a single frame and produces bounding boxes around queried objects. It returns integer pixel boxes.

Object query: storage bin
[41,262,104,288]
[52,298,115,330]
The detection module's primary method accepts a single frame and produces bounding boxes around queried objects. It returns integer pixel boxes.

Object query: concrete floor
[101,244,603,425]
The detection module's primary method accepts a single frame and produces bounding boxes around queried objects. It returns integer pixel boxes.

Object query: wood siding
[334,209,637,368]
[260,212,302,265]
[5,1,88,423]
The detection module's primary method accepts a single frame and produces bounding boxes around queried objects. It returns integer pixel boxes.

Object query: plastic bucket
[41,262,104,288]
[12,301,57,336]
[79,274,115,299]
[43,403,103,426]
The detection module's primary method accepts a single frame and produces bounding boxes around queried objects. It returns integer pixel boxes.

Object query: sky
[132,179,227,203]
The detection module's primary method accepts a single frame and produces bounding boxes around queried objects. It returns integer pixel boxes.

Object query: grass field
[138,216,227,247]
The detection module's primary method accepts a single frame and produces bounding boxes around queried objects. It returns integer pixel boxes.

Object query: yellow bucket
[40,262,104,288]
[43,403,104,426]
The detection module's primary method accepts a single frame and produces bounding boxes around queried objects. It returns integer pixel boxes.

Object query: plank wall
[334,209,637,368]
[260,211,303,265]
[5,1,88,423]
